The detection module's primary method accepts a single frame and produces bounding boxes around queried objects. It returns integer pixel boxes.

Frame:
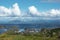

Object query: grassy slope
[0,28,60,40]
[0,34,57,40]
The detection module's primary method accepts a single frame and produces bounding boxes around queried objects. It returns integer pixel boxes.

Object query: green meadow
[0,26,60,40]
[0,34,58,40]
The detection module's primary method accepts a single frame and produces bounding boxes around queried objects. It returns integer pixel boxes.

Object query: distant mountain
[0,19,60,29]
[7,19,60,24]
[9,20,24,24]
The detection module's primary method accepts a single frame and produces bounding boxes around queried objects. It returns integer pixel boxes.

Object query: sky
[0,0,60,23]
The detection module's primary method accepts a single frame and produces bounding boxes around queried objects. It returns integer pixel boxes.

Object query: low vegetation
[0,26,60,40]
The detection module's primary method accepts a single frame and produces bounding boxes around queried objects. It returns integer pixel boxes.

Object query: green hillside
[0,28,60,40]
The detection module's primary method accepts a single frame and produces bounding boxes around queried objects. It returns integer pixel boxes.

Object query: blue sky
[0,0,60,23]
[0,0,60,11]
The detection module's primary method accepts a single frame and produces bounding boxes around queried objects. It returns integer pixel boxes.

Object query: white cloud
[28,6,60,17]
[0,3,60,18]
[49,9,60,16]
[28,6,41,16]
[0,6,11,16]
[0,3,60,23]
[0,3,21,17]
[41,9,60,17]
[12,3,21,16]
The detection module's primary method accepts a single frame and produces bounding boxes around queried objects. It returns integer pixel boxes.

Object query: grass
[0,33,58,40]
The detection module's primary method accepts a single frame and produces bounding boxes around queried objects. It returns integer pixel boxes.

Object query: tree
[0,26,4,29]
[6,26,19,35]
[40,28,52,37]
